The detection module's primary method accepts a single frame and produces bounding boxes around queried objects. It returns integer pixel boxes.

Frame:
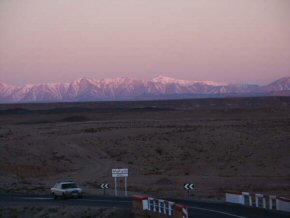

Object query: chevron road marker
[184,183,194,190]
[100,184,109,189]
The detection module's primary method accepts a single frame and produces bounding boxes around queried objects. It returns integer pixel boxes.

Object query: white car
[51,182,83,199]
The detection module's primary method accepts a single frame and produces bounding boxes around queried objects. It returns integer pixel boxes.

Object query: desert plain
[0,97,289,201]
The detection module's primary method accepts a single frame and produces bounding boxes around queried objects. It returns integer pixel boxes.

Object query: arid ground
[0,97,290,200]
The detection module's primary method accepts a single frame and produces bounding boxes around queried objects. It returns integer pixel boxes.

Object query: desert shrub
[84,128,97,133]
[61,116,90,122]
[155,148,163,155]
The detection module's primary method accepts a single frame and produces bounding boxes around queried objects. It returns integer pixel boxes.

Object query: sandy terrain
[0,97,289,200]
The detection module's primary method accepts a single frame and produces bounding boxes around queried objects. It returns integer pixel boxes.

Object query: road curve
[0,194,289,218]
[171,198,290,218]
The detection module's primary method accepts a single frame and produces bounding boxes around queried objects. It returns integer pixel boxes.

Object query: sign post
[115,177,117,196]
[100,184,109,196]
[184,183,194,198]
[125,176,127,196]
[112,168,128,197]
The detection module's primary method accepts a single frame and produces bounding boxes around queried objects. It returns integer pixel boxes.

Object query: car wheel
[52,193,57,199]
[62,193,66,200]
[79,194,83,199]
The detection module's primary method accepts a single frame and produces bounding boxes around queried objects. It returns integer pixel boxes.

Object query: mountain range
[0,76,290,103]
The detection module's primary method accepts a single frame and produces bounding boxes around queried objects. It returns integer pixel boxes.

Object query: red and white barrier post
[242,192,252,206]
[133,195,188,218]
[254,193,265,208]
[269,195,276,210]
[173,203,188,218]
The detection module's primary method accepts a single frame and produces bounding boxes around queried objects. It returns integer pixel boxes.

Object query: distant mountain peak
[73,77,95,83]
[151,75,189,84]
[0,76,289,103]
[152,75,175,80]
[264,76,290,91]
[269,76,290,84]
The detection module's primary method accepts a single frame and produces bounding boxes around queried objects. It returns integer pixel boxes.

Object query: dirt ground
[0,97,289,200]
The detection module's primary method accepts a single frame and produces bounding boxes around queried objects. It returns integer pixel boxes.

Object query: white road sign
[112,168,128,196]
[112,168,128,177]
[184,183,194,190]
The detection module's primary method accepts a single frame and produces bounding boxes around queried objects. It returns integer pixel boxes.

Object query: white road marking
[188,206,246,218]
[15,197,52,200]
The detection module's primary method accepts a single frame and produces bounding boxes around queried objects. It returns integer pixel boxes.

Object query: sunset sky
[0,0,289,85]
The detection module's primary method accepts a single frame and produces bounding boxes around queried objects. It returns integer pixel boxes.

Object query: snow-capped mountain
[261,77,290,92]
[0,76,289,103]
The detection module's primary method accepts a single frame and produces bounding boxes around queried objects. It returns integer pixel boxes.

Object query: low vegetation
[0,97,289,199]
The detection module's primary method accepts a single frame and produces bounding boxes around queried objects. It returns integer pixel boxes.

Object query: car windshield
[62,183,77,189]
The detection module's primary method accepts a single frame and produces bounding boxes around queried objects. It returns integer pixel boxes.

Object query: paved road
[171,198,290,218]
[0,193,131,209]
[0,194,289,218]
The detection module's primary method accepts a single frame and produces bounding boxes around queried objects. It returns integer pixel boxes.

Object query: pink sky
[0,0,289,85]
